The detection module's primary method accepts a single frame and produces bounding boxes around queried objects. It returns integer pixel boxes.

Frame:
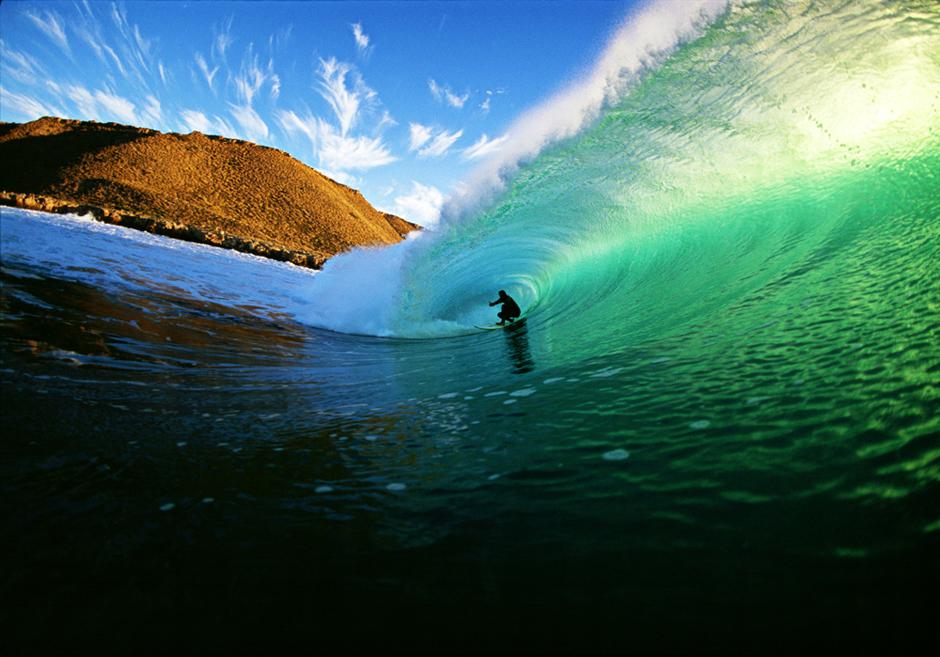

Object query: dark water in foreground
[2,203,938,655]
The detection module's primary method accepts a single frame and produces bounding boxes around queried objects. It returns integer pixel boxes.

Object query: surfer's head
[499,289,507,298]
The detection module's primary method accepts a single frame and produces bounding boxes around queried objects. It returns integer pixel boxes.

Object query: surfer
[489,290,521,325]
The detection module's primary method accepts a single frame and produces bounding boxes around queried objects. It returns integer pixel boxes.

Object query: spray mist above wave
[298,0,730,337]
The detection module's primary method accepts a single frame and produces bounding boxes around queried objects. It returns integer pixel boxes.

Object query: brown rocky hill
[0,117,418,268]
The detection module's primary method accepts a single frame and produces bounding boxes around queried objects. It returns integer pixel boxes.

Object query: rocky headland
[0,117,419,269]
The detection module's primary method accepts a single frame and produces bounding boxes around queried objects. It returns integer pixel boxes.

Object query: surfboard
[474,317,525,330]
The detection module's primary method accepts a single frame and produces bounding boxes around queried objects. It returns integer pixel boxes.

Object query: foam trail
[301,0,729,337]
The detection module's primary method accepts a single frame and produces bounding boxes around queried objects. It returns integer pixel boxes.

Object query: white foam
[689,420,711,430]
[602,448,631,461]
[386,483,407,492]
[510,388,537,397]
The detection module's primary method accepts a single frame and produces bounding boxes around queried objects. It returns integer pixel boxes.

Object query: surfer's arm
[489,299,501,306]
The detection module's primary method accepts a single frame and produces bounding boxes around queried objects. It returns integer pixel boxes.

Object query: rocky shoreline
[1,190,328,269]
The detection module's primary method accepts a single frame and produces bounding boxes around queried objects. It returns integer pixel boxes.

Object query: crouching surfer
[489,290,521,325]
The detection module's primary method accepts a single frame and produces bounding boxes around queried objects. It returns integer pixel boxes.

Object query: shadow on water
[502,319,535,374]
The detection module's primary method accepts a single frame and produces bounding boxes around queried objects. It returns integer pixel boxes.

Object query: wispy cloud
[180,109,237,137]
[213,17,235,60]
[229,103,269,142]
[375,109,396,133]
[0,45,46,85]
[277,110,395,173]
[64,84,98,119]
[24,9,70,55]
[180,109,214,133]
[233,46,278,105]
[408,122,432,151]
[317,119,395,171]
[462,133,508,160]
[418,127,463,158]
[408,123,462,158]
[0,86,63,121]
[428,78,469,109]
[61,84,138,124]
[480,88,506,115]
[195,53,220,91]
[94,89,137,124]
[392,181,444,226]
[141,95,163,127]
[276,109,318,146]
[351,23,372,59]
[316,57,377,137]
[109,3,154,83]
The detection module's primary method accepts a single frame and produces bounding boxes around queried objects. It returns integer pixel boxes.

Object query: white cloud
[317,119,396,171]
[375,109,396,133]
[276,109,318,146]
[141,95,163,127]
[316,57,377,137]
[213,17,235,60]
[462,133,508,160]
[180,109,236,137]
[233,48,277,106]
[229,103,269,142]
[318,168,359,187]
[428,78,469,109]
[418,128,463,158]
[65,84,99,119]
[94,89,137,124]
[351,23,372,58]
[445,89,469,109]
[0,86,62,121]
[131,24,153,72]
[60,84,138,124]
[392,181,444,226]
[408,122,432,151]
[428,79,443,101]
[480,97,491,114]
[277,110,395,172]
[25,10,70,54]
[103,44,126,77]
[195,53,219,90]
[181,109,213,133]
[0,46,45,85]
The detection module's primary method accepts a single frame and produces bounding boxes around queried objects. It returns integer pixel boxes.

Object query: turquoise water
[2,0,939,653]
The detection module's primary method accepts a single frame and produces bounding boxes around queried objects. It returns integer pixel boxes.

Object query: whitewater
[2,0,938,653]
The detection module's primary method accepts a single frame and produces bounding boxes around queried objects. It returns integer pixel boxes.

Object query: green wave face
[394,0,940,372]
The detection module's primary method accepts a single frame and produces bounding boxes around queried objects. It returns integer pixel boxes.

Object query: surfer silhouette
[489,290,521,325]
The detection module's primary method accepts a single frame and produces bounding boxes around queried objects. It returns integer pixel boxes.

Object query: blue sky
[1,0,638,224]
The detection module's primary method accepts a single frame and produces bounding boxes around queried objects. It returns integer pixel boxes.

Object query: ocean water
[2,0,939,653]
